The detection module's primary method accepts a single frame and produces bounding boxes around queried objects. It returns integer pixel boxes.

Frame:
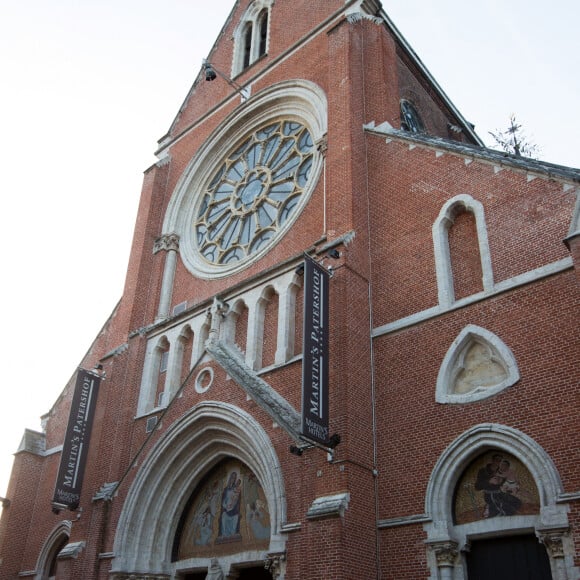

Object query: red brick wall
[448,209,484,300]
[373,273,580,514]
[367,136,575,325]
[1,3,578,579]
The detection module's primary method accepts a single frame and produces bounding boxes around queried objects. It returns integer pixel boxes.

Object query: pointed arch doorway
[112,402,288,579]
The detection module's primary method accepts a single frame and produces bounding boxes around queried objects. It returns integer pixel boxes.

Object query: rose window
[194,120,314,266]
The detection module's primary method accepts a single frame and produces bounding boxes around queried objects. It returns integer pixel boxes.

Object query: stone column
[538,529,569,580]
[153,233,180,322]
[245,293,264,371]
[430,540,459,580]
[208,297,229,343]
[275,273,300,364]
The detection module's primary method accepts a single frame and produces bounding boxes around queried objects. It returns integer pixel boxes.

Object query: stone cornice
[364,121,580,184]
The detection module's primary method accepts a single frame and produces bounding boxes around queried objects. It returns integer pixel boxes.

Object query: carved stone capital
[265,552,286,579]
[153,233,180,254]
[316,135,328,157]
[430,541,459,568]
[538,529,568,558]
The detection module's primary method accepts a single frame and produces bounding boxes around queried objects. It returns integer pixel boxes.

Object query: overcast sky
[0,0,577,496]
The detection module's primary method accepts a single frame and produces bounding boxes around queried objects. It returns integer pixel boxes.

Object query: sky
[0,0,578,497]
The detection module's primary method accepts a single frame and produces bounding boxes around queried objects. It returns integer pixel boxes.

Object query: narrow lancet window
[258,10,268,57]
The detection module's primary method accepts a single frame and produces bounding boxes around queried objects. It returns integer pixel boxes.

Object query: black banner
[301,255,330,445]
[52,368,101,510]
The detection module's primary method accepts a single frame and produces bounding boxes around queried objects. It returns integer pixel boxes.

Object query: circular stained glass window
[193,119,315,266]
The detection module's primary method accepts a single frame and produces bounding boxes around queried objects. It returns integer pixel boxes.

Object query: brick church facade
[1,1,579,578]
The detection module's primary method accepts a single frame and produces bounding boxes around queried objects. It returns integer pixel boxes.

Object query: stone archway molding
[425,423,564,525]
[34,519,72,580]
[424,423,573,580]
[111,401,287,577]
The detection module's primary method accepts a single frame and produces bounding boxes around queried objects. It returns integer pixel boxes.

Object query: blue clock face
[194,120,314,266]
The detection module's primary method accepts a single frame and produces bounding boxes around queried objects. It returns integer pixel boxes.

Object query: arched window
[243,23,253,69]
[155,337,170,408]
[258,9,268,57]
[178,326,194,388]
[400,99,425,133]
[448,206,483,300]
[232,1,272,75]
[294,280,304,357]
[46,536,68,580]
[433,194,494,308]
[35,520,71,580]
[232,300,249,354]
[260,286,279,369]
[137,313,215,417]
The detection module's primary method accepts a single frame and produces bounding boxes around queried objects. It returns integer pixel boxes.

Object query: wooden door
[466,534,552,580]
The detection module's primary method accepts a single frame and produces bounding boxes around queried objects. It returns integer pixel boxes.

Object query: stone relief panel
[453,340,508,394]
[436,325,520,403]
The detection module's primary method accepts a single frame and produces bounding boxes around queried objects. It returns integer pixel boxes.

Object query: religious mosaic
[176,459,271,559]
[453,450,540,524]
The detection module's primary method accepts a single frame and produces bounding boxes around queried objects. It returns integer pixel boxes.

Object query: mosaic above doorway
[453,451,540,524]
[176,459,271,559]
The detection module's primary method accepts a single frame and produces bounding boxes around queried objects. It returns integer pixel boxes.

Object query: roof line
[376,7,484,147]
[364,121,580,183]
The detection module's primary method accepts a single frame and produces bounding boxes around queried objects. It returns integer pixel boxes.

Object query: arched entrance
[112,402,287,579]
[424,424,573,580]
[34,520,71,580]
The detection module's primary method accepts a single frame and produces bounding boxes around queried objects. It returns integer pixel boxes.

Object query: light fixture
[295,263,305,276]
[289,445,304,456]
[51,501,68,514]
[327,433,341,449]
[202,59,249,101]
[204,63,217,81]
[90,363,106,379]
[327,248,340,260]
